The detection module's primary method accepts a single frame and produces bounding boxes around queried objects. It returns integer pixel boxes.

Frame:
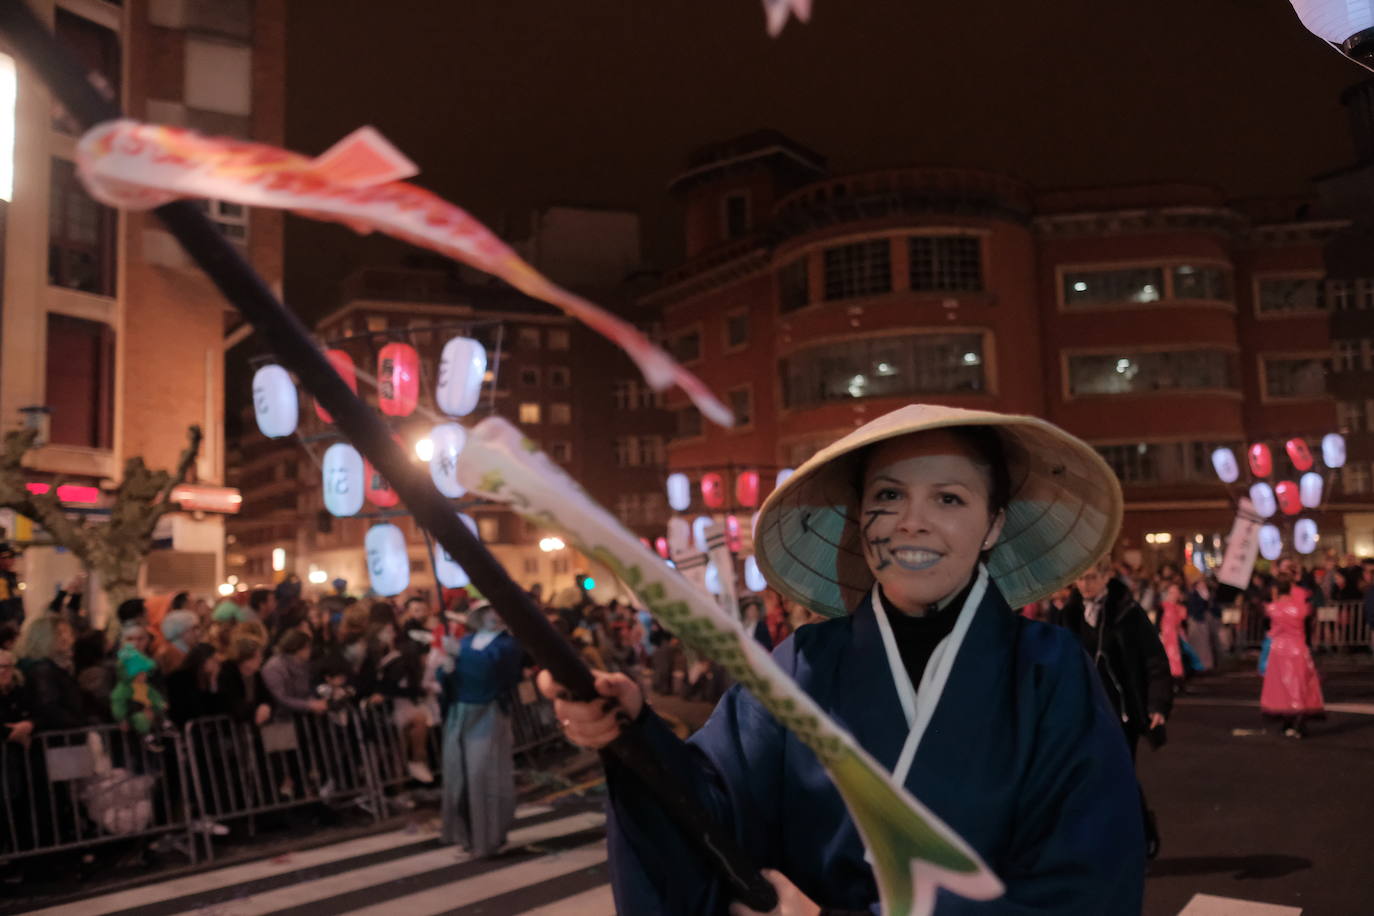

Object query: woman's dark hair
[276,629,310,656]
[317,651,352,681]
[0,622,17,651]
[116,597,146,624]
[180,642,217,674]
[171,591,191,610]
[368,601,397,628]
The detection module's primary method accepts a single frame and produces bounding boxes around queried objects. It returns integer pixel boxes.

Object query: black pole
[0,4,776,909]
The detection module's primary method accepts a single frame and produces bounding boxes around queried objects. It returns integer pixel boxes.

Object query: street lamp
[539,536,565,552]
[414,437,434,462]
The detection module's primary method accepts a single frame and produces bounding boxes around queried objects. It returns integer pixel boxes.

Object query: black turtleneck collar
[879,575,977,691]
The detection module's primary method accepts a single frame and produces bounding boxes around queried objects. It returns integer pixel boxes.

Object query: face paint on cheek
[862,508,896,571]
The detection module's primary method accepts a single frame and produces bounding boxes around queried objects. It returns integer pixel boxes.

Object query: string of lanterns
[1210,433,1345,560]
[251,334,490,597]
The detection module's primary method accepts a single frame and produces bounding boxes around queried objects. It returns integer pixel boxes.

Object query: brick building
[650,131,1372,573]
[0,0,283,614]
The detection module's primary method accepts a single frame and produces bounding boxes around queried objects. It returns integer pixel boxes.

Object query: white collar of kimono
[871,564,989,787]
[471,630,499,651]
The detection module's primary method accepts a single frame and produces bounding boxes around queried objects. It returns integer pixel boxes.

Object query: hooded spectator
[158,610,201,675]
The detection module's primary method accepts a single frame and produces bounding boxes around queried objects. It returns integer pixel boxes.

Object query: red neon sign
[25,483,101,504]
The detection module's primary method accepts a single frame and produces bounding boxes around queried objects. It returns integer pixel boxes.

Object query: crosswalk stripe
[341,843,607,916]
[187,813,606,916]
[16,804,566,916]
[515,883,615,916]
[437,860,609,915]
[1178,892,1302,915]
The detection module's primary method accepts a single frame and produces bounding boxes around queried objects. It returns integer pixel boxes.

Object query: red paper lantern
[1284,438,1314,472]
[655,536,670,559]
[315,349,358,423]
[1275,480,1301,516]
[364,457,399,508]
[725,514,742,552]
[377,342,420,417]
[701,472,726,509]
[735,470,760,508]
[1248,443,1272,478]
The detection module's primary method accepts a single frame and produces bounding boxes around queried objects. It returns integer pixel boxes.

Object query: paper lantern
[1275,480,1301,516]
[776,468,795,488]
[322,443,365,517]
[1289,1,1374,45]
[436,336,486,417]
[701,473,726,509]
[1322,433,1346,469]
[1300,472,1324,509]
[1285,438,1314,472]
[744,555,767,592]
[1211,447,1240,484]
[692,515,713,552]
[654,537,670,559]
[365,523,409,597]
[432,514,478,589]
[735,470,760,508]
[1259,525,1283,562]
[1249,482,1277,518]
[314,349,357,423]
[252,364,298,439]
[364,458,399,508]
[377,342,420,417]
[666,472,691,512]
[428,422,467,498]
[725,514,742,552]
[1247,443,1273,478]
[704,562,722,596]
[666,517,691,555]
[1294,518,1319,555]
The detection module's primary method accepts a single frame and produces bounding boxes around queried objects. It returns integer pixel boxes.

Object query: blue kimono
[605,582,1143,914]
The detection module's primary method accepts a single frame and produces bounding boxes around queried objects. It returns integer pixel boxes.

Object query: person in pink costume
[1159,583,1188,688]
[1260,576,1325,738]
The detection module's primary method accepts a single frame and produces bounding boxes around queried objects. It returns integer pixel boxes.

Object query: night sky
[281,0,1362,320]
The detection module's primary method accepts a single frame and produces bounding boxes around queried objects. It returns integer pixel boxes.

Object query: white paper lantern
[704,561,722,595]
[667,517,691,555]
[1322,432,1346,469]
[1289,1,1374,44]
[1249,482,1278,518]
[1259,524,1283,562]
[432,514,479,589]
[1299,472,1324,509]
[252,364,298,439]
[436,337,487,417]
[666,472,692,512]
[428,423,468,498]
[744,555,767,592]
[776,468,795,488]
[1294,518,1319,555]
[1211,447,1240,484]
[365,523,409,597]
[322,443,365,517]
[692,515,713,552]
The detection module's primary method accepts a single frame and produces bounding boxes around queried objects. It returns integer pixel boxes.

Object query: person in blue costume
[540,405,1144,914]
[437,600,524,856]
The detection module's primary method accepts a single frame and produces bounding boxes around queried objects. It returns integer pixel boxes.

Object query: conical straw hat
[754,404,1123,616]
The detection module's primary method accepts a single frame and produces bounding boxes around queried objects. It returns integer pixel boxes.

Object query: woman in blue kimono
[541,405,1143,914]
[438,601,524,857]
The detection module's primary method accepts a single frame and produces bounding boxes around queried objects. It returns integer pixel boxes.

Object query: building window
[1337,400,1367,432]
[518,402,541,424]
[613,379,663,410]
[1171,265,1231,301]
[613,435,664,468]
[548,441,572,462]
[640,435,664,465]
[908,236,982,292]
[366,315,388,333]
[45,314,115,449]
[728,386,753,426]
[670,328,702,364]
[547,328,570,350]
[723,191,750,240]
[519,367,540,387]
[548,366,570,388]
[725,310,749,350]
[779,258,810,314]
[49,158,117,296]
[780,332,986,409]
[550,402,572,425]
[1261,356,1328,400]
[523,556,539,576]
[194,199,249,243]
[1343,462,1372,494]
[185,38,252,117]
[477,516,501,542]
[1256,276,1325,314]
[1095,441,1243,486]
[1066,349,1234,396]
[53,10,120,135]
[1062,267,1164,308]
[675,406,703,441]
[1335,340,1360,373]
[823,240,891,301]
[517,327,540,349]
[614,436,635,468]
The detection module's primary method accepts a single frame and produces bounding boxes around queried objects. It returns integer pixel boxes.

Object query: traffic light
[575,571,596,592]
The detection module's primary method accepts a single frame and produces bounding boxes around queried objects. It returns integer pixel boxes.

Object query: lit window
[1067,349,1234,396]
[518,402,541,424]
[547,329,570,350]
[1062,267,1164,308]
[477,517,501,541]
[366,315,388,333]
[823,240,891,301]
[1261,356,1328,400]
[1336,340,1360,373]
[780,333,986,409]
[185,38,252,117]
[48,158,116,296]
[909,236,983,292]
[550,402,572,425]
[518,327,541,349]
[1094,441,1243,486]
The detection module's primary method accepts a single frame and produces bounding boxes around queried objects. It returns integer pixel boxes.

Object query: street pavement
[7,657,1371,915]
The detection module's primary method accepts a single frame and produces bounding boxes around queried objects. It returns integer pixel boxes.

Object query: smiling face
[859,430,1005,615]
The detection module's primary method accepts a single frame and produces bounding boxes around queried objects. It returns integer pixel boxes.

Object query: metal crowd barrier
[1230,600,1369,652]
[0,722,196,867]
[510,676,563,755]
